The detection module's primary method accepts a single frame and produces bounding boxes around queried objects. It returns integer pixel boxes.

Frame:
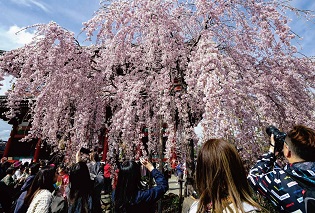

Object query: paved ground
[167,174,181,195]
[166,174,197,213]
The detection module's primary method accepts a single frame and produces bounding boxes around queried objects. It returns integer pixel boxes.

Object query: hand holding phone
[140,157,154,172]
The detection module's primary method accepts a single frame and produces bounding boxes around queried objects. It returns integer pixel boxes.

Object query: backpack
[51,190,68,213]
[289,175,315,213]
[302,187,315,213]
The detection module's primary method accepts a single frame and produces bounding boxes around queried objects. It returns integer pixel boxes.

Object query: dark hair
[20,164,25,170]
[6,167,15,175]
[94,152,100,162]
[68,162,92,213]
[39,160,47,167]
[57,163,68,174]
[30,163,40,176]
[196,139,260,213]
[114,160,141,212]
[24,167,30,175]
[24,166,56,206]
[287,125,315,161]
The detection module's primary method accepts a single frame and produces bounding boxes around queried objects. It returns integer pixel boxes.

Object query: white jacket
[26,189,52,213]
[188,200,259,213]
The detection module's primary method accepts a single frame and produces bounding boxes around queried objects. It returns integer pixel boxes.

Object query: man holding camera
[247,125,315,212]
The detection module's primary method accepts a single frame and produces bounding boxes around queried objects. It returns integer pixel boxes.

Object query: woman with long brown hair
[188,139,261,213]
[24,165,58,213]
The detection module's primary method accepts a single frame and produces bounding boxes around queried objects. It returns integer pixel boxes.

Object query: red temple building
[0,95,40,162]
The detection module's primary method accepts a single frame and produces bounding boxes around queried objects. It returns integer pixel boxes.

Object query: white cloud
[0,76,15,95]
[194,123,203,139]
[0,120,12,141]
[10,0,49,12]
[0,25,35,51]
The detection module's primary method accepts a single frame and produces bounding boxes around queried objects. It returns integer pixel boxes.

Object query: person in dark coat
[67,162,93,213]
[0,180,13,213]
[113,158,168,213]
[20,163,40,193]
[87,152,104,213]
[0,157,11,180]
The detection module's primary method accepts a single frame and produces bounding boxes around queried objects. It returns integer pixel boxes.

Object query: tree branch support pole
[157,115,163,213]
[33,138,41,163]
[179,179,184,212]
[102,128,108,162]
[3,123,18,158]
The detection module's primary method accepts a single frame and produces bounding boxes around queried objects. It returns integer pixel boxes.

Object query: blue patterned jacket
[248,152,315,212]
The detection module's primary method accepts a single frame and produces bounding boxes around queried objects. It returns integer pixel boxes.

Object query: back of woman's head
[114,160,141,211]
[24,166,56,205]
[196,139,259,213]
[6,167,15,175]
[69,162,91,201]
[89,151,100,162]
[30,163,40,176]
[94,152,100,162]
[32,165,56,190]
[58,163,68,174]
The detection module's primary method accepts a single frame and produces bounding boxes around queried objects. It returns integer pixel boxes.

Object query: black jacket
[113,168,169,213]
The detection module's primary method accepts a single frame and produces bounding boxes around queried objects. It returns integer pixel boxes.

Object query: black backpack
[302,186,315,213]
[289,175,315,213]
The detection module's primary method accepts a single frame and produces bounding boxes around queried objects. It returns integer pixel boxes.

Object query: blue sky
[0,0,314,140]
[0,0,100,140]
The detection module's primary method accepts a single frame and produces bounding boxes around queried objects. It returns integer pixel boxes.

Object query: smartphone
[80,147,91,155]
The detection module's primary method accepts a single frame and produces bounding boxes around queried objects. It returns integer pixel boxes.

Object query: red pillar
[102,129,108,162]
[3,124,18,157]
[33,138,41,162]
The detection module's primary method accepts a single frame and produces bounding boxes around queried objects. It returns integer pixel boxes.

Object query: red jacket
[104,163,111,178]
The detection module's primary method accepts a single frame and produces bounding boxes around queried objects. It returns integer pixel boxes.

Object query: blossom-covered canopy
[0,0,314,163]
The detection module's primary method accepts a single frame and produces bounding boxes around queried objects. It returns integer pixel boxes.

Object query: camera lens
[266,125,287,153]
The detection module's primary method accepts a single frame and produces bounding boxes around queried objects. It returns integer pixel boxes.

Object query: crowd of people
[0,149,112,213]
[0,147,169,213]
[0,124,314,213]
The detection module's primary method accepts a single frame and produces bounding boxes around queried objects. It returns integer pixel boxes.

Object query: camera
[266,125,287,153]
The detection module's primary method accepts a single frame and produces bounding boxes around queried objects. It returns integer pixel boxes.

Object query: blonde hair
[196,139,260,213]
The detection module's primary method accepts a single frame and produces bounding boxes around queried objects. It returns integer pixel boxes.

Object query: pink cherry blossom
[0,1,314,165]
